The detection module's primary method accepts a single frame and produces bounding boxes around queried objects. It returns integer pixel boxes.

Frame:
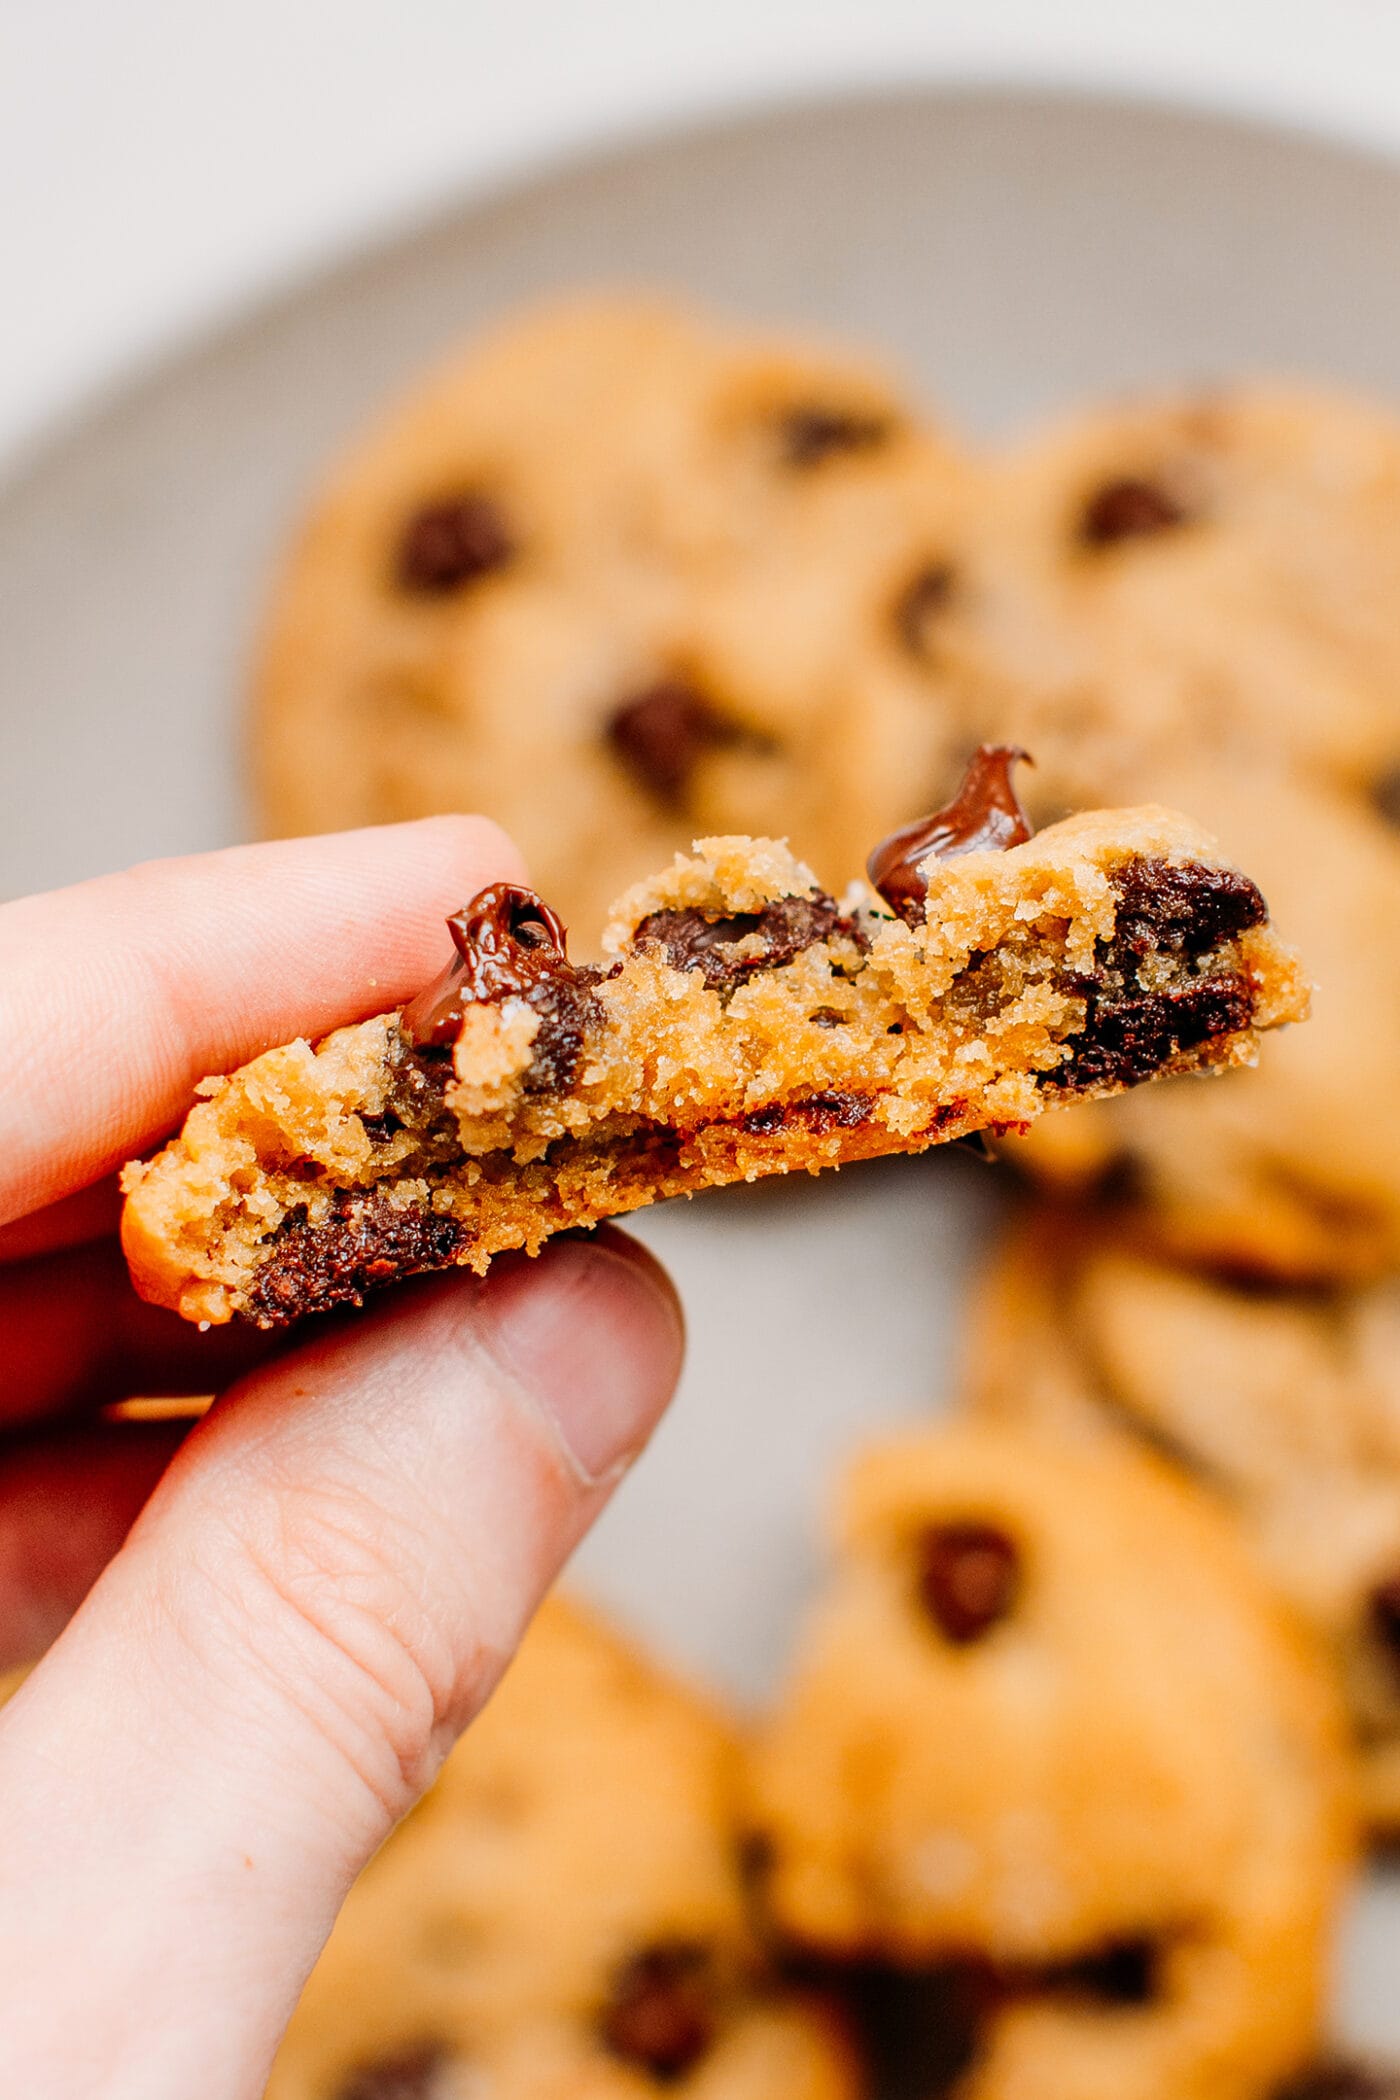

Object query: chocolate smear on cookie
[396,493,514,593]
[868,745,1034,923]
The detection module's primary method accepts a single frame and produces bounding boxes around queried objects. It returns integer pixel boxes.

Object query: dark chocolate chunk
[401,884,601,1092]
[778,405,895,469]
[1078,475,1189,547]
[634,891,864,994]
[868,745,1035,922]
[601,1942,717,2083]
[1044,1937,1160,2006]
[334,2041,456,2100]
[245,1190,473,1327]
[1109,857,1267,963]
[606,680,750,804]
[396,494,513,593]
[1047,974,1254,1095]
[916,1521,1021,1644]
[894,561,957,658]
[844,1961,993,2100]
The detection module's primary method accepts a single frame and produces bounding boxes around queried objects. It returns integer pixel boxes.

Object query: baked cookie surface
[266,1596,859,2100]
[120,767,1306,1326]
[747,1423,1356,2100]
[253,296,976,942]
[957,384,1400,806]
[963,1208,1400,1833]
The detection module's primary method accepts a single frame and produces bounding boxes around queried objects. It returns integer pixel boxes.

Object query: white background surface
[7,0,1400,472]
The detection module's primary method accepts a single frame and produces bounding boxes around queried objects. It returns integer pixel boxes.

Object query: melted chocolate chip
[245,1191,473,1327]
[740,1091,871,1137]
[401,884,601,1092]
[606,680,753,805]
[778,405,895,468]
[1047,975,1254,1095]
[634,892,864,995]
[396,494,513,592]
[894,562,957,658]
[868,745,1035,922]
[602,1943,717,2083]
[334,2041,456,2100]
[1078,475,1189,547]
[916,1521,1021,1644]
[1109,858,1267,962]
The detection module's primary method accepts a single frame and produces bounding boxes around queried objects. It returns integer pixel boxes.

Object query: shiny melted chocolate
[400,883,572,1048]
[868,745,1035,922]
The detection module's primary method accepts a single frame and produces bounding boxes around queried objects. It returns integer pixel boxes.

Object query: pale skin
[0,816,686,2099]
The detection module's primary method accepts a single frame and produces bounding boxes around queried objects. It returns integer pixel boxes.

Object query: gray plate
[2,86,1397,2047]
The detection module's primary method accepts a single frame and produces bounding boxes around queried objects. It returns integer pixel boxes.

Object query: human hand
[0,818,685,2099]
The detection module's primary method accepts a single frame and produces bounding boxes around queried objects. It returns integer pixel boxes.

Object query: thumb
[0,1226,683,2100]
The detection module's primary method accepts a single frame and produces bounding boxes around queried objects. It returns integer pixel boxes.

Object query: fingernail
[477,1231,684,1483]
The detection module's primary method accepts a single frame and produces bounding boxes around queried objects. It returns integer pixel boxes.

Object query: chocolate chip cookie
[956,384,1400,806]
[747,1424,1356,2100]
[120,757,1306,1325]
[253,296,975,943]
[963,1207,1400,1834]
[266,1596,859,2100]
[946,387,1400,1278]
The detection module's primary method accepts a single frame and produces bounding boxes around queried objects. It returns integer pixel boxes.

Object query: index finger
[0,816,524,1227]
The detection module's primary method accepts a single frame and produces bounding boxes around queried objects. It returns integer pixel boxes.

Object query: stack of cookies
[246,297,1400,2097]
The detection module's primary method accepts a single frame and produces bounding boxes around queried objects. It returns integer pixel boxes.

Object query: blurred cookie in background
[747,1423,1356,2100]
[253,296,980,942]
[930,385,1400,1280]
[963,1206,1400,1835]
[267,1595,860,2100]
[951,384,1400,810]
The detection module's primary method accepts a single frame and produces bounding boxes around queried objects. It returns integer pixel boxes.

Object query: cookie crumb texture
[265,1597,859,2100]
[747,1426,1356,2100]
[120,808,1304,1327]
